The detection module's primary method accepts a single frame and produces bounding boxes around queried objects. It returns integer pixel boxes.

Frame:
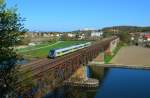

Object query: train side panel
[49,42,91,58]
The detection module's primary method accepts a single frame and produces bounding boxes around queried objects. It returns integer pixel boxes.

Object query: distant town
[21,26,150,48]
[23,29,103,44]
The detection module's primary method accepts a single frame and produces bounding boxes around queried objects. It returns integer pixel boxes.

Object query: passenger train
[48,42,91,58]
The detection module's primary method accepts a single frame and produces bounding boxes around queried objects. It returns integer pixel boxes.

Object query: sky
[6,0,150,32]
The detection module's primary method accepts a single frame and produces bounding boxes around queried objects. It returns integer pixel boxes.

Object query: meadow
[17,41,88,59]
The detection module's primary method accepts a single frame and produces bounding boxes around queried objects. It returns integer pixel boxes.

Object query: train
[48,42,91,58]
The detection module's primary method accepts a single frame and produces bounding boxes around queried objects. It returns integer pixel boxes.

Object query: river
[44,67,150,98]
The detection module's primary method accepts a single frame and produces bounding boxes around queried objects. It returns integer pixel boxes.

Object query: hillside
[102,26,150,33]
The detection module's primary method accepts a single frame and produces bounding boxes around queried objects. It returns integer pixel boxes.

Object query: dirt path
[110,46,150,66]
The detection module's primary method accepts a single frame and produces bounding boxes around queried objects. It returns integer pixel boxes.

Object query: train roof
[50,42,91,52]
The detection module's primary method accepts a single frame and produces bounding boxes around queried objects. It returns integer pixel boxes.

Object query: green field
[17,41,88,59]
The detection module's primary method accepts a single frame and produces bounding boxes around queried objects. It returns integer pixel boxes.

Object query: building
[91,31,103,37]
[67,33,76,37]
[78,34,85,40]
[143,34,150,41]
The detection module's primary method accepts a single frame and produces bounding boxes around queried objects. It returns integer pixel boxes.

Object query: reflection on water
[44,66,107,98]
[44,67,150,98]
[95,68,150,98]
[45,87,97,98]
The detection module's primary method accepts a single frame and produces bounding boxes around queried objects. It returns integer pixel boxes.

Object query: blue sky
[6,0,150,31]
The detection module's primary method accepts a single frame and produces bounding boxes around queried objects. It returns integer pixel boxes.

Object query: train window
[57,52,62,54]
[62,50,68,53]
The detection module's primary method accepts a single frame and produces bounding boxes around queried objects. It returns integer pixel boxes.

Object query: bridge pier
[63,65,99,89]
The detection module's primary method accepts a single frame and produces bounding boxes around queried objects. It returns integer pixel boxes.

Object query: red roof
[144,35,150,38]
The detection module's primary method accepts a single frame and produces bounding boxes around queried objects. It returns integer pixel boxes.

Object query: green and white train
[48,42,91,58]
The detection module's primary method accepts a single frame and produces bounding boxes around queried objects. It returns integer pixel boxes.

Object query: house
[78,34,85,39]
[143,34,150,41]
[91,31,103,37]
[67,33,76,37]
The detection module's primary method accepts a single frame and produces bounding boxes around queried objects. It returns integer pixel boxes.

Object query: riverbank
[104,42,123,64]
[90,63,150,70]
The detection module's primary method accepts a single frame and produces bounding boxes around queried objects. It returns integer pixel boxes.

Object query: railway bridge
[18,36,119,98]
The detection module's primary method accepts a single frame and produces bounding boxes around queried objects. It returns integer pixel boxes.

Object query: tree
[118,32,130,43]
[0,0,26,97]
[61,33,69,40]
[19,35,31,45]
[103,31,114,38]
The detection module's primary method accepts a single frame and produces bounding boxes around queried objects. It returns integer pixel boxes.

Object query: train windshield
[49,50,55,56]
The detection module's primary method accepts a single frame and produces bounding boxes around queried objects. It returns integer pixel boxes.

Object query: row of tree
[102,26,150,33]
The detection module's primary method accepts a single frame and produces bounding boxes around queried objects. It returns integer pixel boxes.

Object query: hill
[102,26,150,33]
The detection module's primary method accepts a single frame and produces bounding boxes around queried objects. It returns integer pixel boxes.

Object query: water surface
[45,67,150,98]
[95,68,150,98]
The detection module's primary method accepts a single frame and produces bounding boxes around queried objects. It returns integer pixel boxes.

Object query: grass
[17,40,88,59]
[104,43,123,64]
[16,42,57,52]
[104,55,113,64]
